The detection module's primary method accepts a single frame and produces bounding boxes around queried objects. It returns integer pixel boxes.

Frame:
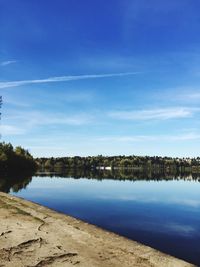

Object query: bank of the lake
[0,192,195,267]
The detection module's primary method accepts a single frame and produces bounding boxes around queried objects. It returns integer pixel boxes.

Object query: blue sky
[1,0,200,157]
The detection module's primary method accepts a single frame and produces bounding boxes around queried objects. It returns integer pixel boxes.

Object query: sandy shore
[0,192,195,267]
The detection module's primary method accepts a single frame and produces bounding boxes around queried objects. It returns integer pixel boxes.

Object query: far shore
[0,192,195,267]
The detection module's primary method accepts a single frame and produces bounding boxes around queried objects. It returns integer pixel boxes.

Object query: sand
[0,192,195,267]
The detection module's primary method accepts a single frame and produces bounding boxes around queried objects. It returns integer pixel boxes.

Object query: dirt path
[0,192,195,267]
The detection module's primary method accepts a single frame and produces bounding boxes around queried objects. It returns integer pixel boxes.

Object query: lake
[1,171,200,265]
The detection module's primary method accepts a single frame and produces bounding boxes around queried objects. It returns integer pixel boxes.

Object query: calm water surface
[7,175,200,265]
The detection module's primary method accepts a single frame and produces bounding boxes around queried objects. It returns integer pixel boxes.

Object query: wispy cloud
[3,111,93,136]
[168,132,200,141]
[0,125,26,135]
[0,72,138,89]
[109,107,199,121]
[34,90,94,105]
[98,136,157,142]
[0,60,17,66]
[185,92,200,100]
[97,132,200,143]
[4,98,31,108]
[154,87,200,103]
[38,113,92,126]
[13,112,92,126]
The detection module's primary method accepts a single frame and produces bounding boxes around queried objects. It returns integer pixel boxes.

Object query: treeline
[0,142,36,174]
[36,155,200,173]
[1,141,199,175]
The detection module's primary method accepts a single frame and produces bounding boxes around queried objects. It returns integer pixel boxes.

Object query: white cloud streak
[109,107,199,121]
[155,87,200,103]
[1,111,93,136]
[0,72,138,89]
[186,92,200,99]
[0,125,26,135]
[0,60,17,66]
[98,133,200,143]
[6,111,93,127]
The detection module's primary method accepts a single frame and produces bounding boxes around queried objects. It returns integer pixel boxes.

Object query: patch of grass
[0,200,30,216]
[14,207,30,216]
[0,199,14,210]
[0,199,5,206]
[32,216,44,223]
[13,207,44,223]
[0,195,44,223]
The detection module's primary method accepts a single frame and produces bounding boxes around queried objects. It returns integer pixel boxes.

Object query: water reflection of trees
[0,173,32,193]
[1,168,199,194]
[36,168,200,182]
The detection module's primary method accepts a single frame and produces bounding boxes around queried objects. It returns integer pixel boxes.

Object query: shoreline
[0,192,195,267]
